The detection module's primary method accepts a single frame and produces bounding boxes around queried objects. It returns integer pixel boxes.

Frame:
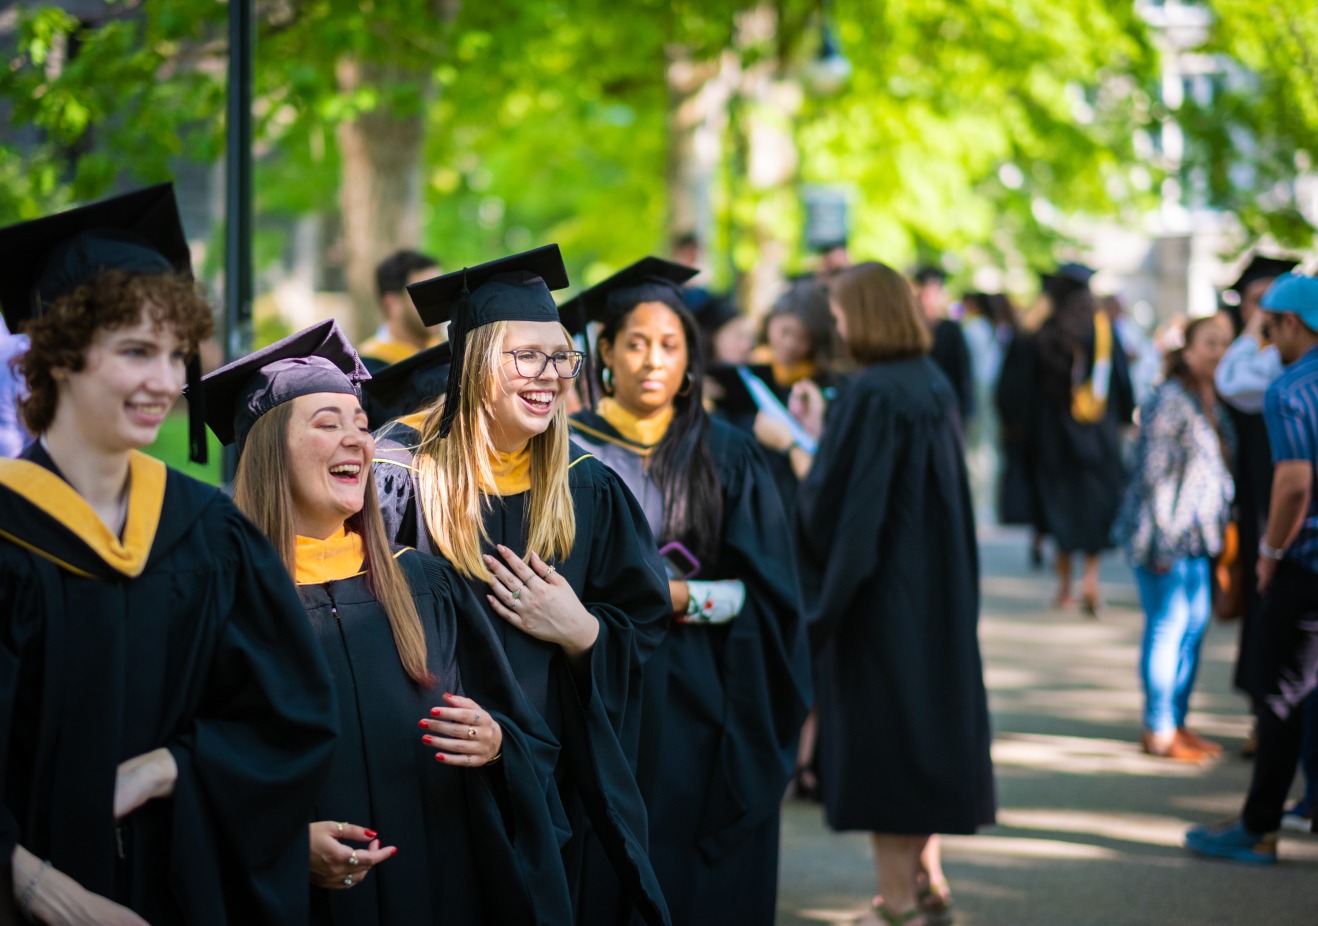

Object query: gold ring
[545,565,557,576]
[337,822,346,834]
[468,726,477,738]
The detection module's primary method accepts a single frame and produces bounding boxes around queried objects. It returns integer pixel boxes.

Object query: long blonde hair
[234,402,434,687]
[412,320,577,579]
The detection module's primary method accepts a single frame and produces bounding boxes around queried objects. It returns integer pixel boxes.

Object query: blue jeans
[1135,558,1212,734]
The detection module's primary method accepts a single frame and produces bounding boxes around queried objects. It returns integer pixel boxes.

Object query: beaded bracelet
[18,859,51,922]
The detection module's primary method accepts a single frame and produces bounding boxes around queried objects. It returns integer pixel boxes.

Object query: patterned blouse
[1114,378,1236,568]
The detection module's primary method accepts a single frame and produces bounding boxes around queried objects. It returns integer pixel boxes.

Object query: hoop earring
[601,366,614,395]
[677,371,693,397]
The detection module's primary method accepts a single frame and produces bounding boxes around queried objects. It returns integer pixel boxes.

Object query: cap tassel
[186,352,208,464]
[437,268,470,439]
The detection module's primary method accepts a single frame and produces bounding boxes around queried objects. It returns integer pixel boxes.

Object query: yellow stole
[295,526,366,585]
[484,445,532,496]
[0,450,166,578]
[597,397,672,448]
[771,359,818,388]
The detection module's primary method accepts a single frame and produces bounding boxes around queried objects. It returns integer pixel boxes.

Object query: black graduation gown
[300,550,572,925]
[797,359,996,834]
[1018,335,1135,553]
[372,429,672,926]
[931,318,975,426]
[1227,406,1273,700]
[0,445,338,925]
[569,412,812,926]
[994,333,1044,528]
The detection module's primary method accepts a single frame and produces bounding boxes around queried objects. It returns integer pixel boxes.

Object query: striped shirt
[1263,343,1318,573]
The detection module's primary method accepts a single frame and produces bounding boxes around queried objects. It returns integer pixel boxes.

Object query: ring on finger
[511,584,523,601]
[468,726,477,738]
[336,821,346,834]
[349,851,359,866]
[343,875,354,887]
[544,565,557,576]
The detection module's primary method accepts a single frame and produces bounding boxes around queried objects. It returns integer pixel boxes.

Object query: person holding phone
[565,257,812,925]
[370,246,673,926]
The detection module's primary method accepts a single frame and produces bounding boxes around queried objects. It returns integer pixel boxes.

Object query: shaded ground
[777,524,1318,926]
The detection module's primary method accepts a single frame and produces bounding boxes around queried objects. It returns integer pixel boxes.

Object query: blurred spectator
[358,249,442,372]
[1102,294,1160,406]
[0,315,31,457]
[962,292,1016,520]
[1114,315,1234,761]
[693,295,754,367]
[914,266,974,427]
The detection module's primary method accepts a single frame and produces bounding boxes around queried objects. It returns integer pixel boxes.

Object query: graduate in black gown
[370,246,672,926]
[797,262,995,926]
[1021,268,1135,615]
[0,187,338,925]
[200,319,573,925]
[563,258,812,925]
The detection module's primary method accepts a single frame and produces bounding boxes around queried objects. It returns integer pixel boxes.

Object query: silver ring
[336,821,346,834]
[510,597,519,609]
[511,585,522,601]
[348,851,359,866]
[342,875,354,886]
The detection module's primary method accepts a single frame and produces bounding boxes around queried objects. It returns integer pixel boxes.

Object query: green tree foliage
[1180,0,1318,249]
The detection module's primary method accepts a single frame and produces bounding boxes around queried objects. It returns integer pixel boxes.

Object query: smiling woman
[0,186,339,925]
[373,246,673,926]
[206,319,573,925]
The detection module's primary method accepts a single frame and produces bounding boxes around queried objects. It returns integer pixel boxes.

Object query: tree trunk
[336,58,428,341]
[665,48,738,261]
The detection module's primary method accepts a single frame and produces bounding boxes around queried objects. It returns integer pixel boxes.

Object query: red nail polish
[422,735,433,745]
[364,829,378,839]
[391,847,398,856]
[430,707,442,717]
[435,754,446,762]
[418,719,429,729]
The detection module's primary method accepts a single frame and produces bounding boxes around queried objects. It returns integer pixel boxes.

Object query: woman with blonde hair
[373,246,672,926]
[798,261,995,926]
[203,319,572,925]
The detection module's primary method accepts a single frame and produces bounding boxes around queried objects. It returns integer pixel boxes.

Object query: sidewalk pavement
[777,524,1318,926]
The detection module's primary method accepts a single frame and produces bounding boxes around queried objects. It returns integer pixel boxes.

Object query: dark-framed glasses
[503,349,586,379]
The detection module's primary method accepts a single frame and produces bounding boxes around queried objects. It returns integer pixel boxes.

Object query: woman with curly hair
[0,187,337,925]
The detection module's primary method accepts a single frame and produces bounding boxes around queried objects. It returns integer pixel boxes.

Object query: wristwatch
[1259,540,1285,562]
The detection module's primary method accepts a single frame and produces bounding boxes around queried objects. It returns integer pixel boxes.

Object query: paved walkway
[777,525,1318,925]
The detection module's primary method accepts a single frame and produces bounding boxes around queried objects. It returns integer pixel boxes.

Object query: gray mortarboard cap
[196,319,370,453]
[559,256,698,336]
[360,340,453,431]
[405,244,569,438]
[1230,255,1298,296]
[0,184,210,462]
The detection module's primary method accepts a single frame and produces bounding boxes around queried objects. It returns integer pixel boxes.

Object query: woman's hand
[420,692,504,767]
[789,380,826,439]
[485,546,599,657]
[753,413,795,453]
[113,748,177,821]
[308,821,395,891]
[668,580,690,617]
[12,845,148,926]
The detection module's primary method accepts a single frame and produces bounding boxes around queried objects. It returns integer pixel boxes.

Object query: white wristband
[1259,540,1285,562]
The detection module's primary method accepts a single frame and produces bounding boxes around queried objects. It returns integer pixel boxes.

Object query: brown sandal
[869,897,926,926]
[918,881,955,925]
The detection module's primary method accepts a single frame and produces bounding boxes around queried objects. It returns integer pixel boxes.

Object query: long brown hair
[410,320,577,579]
[234,401,433,687]
[827,261,932,364]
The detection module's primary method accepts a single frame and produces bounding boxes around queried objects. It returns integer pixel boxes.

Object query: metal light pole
[222,0,254,484]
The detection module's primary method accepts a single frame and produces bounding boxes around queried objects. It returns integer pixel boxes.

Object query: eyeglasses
[503,349,586,379]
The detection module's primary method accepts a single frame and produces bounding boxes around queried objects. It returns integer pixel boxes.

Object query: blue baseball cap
[1261,272,1318,329]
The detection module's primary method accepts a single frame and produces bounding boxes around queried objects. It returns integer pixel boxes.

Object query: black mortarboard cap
[405,244,569,438]
[692,294,742,337]
[0,184,210,462]
[559,257,698,336]
[1229,255,1298,296]
[1041,262,1095,303]
[196,319,370,453]
[360,340,452,430]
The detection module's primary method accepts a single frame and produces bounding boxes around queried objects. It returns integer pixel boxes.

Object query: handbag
[1213,520,1244,621]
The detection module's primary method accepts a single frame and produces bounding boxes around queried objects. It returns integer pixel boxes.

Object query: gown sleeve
[373,439,429,553]
[412,554,574,926]
[0,553,43,890]
[696,433,812,860]
[796,380,899,647]
[164,505,339,925]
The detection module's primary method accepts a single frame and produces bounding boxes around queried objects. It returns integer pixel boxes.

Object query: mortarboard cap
[405,245,570,438]
[196,319,370,453]
[692,294,742,337]
[1041,262,1095,303]
[1229,255,1298,296]
[0,183,191,330]
[1261,272,1318,329]
[559,257,698,336]
[360,340,452,431]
